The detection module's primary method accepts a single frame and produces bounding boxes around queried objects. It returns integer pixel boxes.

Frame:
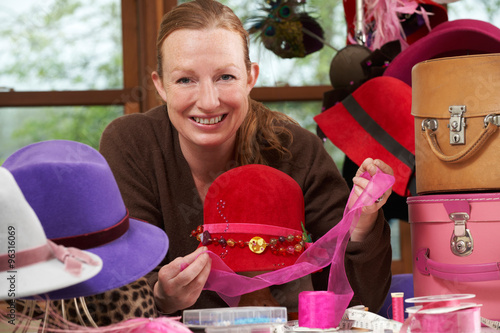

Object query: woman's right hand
[154,246,212,314]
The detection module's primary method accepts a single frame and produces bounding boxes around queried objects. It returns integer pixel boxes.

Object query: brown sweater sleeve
[98,112,164,230]
[271,124,392,313]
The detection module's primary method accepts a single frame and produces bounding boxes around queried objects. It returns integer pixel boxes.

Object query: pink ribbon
[204,223,302,237]
[0,243,53,271]
[298,291,337,329]
[0,240,100,276]
[202,168,394,328]
[399,300,481,333]
[47,240,100,276]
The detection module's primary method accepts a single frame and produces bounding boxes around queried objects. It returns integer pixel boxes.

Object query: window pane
[0,0,122,92]
[447,0,500,22]
[264,101,345,169]
[0,106,123,164]
[389,219,401,261]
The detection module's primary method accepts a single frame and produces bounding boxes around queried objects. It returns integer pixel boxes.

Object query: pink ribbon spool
[298,291,337,329]
[408,307,480,333]
[401,294,481,333]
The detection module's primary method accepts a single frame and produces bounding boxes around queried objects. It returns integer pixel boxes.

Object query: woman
[99,0,393,316]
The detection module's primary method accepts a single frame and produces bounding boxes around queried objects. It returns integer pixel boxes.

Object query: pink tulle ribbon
[298,291,338,329]
[399,300,481,333]
[202,168,395,328]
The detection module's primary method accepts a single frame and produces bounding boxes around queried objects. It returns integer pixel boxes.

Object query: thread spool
[391,292,404,323]
[298,291,336,329]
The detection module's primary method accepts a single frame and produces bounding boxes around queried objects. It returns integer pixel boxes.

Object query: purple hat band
[3,140,169,299]
[384,19,500,86]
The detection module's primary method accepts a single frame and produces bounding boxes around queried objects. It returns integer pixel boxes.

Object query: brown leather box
[412,53,500,194]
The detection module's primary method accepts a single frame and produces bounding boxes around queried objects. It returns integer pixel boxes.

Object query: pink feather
[354,0,437,51]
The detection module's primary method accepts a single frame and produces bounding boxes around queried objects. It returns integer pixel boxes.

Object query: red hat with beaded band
[192,164,311,273]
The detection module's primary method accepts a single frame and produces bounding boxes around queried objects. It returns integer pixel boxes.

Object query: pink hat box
[407,192,500,321]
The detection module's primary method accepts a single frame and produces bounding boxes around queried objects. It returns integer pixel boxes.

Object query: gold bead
[294,244,303,253]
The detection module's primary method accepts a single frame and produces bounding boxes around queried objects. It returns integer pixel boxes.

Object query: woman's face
[152,28,259,151]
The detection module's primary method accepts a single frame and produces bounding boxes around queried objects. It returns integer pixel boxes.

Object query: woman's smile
[192,114,226,125]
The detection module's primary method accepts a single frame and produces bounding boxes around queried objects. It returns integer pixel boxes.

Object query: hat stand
[354,0,366,45]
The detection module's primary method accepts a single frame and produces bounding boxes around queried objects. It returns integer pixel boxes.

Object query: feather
[351,0,435,51]
[247,0,326,58]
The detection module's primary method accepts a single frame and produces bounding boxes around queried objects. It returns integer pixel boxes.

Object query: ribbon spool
[402,294,482,333]
[298,291,337,329]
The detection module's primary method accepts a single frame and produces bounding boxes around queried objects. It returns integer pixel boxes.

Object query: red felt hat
[383,19,500,86]
[194,164,309,273]
[314,76,414,197]
[343,0,447,48]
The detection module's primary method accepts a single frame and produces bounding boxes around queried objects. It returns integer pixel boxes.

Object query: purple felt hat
[383,19,500,86]
[3,140,169,299]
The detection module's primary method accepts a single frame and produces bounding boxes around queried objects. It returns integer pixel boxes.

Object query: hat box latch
[449,212,473,257]
[448,105,466,145]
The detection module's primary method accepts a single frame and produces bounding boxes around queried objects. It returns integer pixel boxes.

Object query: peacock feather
[248,0,325,59]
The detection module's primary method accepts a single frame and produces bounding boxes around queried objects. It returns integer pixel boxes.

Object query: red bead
[279,247,286,256]
[196,225,203,233]
[295,234,302,242]
[237,240,246,248]
[212,236,219,246]
[191,230,198,237]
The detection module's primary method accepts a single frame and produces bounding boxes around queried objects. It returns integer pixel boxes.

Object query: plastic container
[183,307,288,328]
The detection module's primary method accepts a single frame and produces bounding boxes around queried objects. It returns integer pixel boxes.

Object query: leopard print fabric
[48,277,157,327]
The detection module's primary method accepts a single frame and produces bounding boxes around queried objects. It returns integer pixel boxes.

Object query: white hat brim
[0,251,102,300]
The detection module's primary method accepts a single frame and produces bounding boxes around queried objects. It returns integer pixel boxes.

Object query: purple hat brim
[44,218,168,300]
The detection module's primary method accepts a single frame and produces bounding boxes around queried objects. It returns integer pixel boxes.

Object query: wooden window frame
[0,0,330,111]
[0,0,411,275]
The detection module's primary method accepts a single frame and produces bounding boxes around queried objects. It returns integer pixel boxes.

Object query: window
[0,0,126,163]
[1,0,498,272]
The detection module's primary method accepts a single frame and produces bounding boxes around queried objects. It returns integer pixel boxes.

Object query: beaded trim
[190,225,311,256]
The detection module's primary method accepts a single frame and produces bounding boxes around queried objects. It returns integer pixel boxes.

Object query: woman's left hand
[349,158,393,242]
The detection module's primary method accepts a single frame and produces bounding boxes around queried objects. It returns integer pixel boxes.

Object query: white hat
[0,167,103,300]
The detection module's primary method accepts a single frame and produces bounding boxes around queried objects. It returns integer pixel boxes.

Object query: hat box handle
[421,120,498,163]
[415,248,500,282]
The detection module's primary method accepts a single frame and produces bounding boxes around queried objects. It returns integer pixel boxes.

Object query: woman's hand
[154,246,212,314]
[350,158,393,242]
